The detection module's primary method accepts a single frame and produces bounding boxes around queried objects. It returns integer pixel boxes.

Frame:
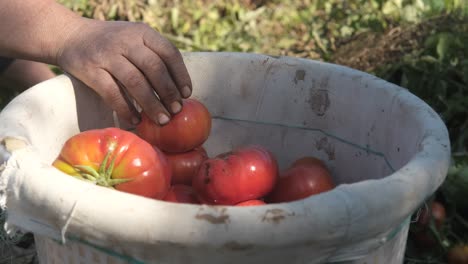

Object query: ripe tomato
[447,244,468,264]
[163,184,199,204]
[236,200,266,206]
[416,201,447,229]
[193,145,279,205]
[136,99,211,153]
[266,157,335,203]
[165,147,208,185]
[53,127,171,199]
[412,201,447,248]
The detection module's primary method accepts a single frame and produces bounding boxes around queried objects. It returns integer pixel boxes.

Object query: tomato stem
[99,142,115,176]
[82,173,97,182]
[429,221,451,251]
[72,142,133,188]
[105,155,116,181]
[74,165,100,179]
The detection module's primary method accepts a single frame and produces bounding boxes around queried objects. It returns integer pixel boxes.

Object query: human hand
[56,18,192,126]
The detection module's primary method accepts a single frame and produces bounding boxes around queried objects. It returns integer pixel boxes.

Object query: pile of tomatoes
[53,99,336,206]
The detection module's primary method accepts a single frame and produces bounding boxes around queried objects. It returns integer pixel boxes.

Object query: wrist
[37,1,83,65]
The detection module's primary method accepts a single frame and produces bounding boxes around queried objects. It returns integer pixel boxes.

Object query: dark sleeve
[0,57,14,75]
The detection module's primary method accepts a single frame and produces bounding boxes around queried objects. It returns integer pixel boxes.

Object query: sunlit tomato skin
[193,145,279,205]
[136,99,211,153]
[236,200,266,206]
[447,244,468,264]
[53,127,171,199]
[165,147,208,185]
[163,184,199,204]
[266,157,335,203]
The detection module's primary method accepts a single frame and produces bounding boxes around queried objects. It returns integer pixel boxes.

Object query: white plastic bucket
[0,52,450,263]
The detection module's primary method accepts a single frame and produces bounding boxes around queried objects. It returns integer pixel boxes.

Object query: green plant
[376,15,468,153]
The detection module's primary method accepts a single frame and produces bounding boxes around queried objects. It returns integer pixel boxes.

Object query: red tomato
[416,201,447,229]
[193,145,279,205]
[412,201,447,248]
[163,184,199,204]
[447,244,468,264]
[236,200,266,206]
[266,157,335,203]
[53,127,171,199]
[136,99,211,153]
[165,147,208,185]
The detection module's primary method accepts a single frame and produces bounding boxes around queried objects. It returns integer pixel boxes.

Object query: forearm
[0,0,81,65]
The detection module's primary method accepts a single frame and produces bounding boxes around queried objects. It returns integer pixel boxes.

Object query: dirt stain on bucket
[261,209,294,224]
[240,80,251,99]
[195,207,230,224]
[309,89,330,116]
[223,241,254,251]
[294,69,306,84]
[316,137,335,160]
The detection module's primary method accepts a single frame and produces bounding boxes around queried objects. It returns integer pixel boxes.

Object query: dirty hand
[56,18,192,126]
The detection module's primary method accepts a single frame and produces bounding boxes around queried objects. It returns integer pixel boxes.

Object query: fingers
[141,26,192,98]
[57,21,193,127]
[90,69,140,126]
[126,47,183,116]
[109,56,171,126]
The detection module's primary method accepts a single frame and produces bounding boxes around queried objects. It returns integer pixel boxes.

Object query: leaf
[171,7,179,29]
[441,163,468,214]
[382,0,402,16]
[402,5,421,22]
[436,33,453,61]
[424,34,441,50]
[420,55,439,63]
[107,4,118,19]
[241,6,265,22]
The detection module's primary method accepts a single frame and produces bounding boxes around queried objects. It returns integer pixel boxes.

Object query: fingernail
[132,116,140,125]
[158,113,170,125]
[170,101,182,114]
[181,85,191,98]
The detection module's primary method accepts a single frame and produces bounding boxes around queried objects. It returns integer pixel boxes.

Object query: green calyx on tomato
[72,141,132,188]
[53,127,172,199]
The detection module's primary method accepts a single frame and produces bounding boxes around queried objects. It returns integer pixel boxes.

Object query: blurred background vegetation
[1,0,467,263]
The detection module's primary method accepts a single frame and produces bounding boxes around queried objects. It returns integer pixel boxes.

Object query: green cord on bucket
[211,115,396,172]
[53,235,146,264]
[386,216,411,242]
[61,218,411,264]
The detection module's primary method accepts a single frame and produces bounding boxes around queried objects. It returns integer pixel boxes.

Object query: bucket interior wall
[183,53,422,184]
[17,52,425,186]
